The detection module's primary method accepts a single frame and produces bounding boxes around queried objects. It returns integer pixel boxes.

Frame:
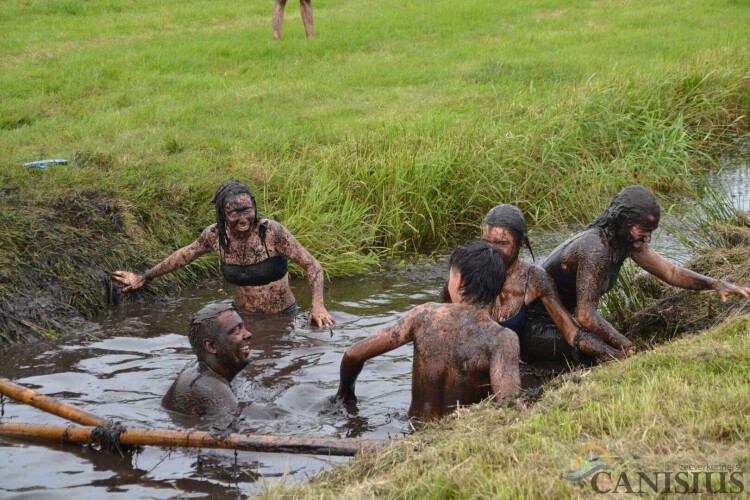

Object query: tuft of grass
[674,180,742,251]
[264,316,750,498]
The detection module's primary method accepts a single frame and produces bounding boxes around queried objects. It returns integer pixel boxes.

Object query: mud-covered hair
[188,300,238,360]
[211,180,258,253]
[448,240,506,306]
[482,203,535,261]
[586,185,661,238]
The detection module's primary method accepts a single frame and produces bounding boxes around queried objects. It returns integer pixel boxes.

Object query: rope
[87,420,137,455]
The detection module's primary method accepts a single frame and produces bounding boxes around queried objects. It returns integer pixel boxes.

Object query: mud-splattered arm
[532,266,626,359]
[268,222,334,327]
[489,328,521,401]
[336,307,420,403]
[632,246,750,302]
[112,227,215,292]
[573,246,633,354]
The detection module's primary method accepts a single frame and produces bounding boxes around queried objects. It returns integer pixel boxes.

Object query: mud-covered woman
[530,184,750,361]
[113,180,335,327]
[444,204,626,362]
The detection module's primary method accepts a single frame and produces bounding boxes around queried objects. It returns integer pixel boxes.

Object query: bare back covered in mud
[338,302,520,421]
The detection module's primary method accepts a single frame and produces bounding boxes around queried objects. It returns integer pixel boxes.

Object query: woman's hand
[715,281,750,302]
[112,270,147,292]
[309,305,335,328]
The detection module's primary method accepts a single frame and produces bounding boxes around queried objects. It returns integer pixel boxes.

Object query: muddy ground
[0,188,211,345]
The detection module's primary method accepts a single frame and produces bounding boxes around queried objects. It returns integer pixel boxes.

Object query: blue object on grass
[23,158,68,169]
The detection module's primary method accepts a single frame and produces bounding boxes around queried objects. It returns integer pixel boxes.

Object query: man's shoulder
[163,361,236,415]
[173,361,231,393]
[408,301,445,315]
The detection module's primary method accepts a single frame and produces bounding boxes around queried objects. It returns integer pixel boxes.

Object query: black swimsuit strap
[521,267,531,305]
[258,221,271,258]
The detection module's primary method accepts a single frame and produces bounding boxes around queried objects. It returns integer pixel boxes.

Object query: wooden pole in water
[0,423,386,456]
[0,378,106,426]
[0,379,388,456]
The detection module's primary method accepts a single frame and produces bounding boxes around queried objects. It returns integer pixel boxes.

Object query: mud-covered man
[163,301,252,416]
[524,185,750,360]
[336,240,521,422]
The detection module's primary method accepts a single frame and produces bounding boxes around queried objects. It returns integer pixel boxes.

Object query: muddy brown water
[1,147,747,499]
[5,261,566,498]
[1,256,574,498]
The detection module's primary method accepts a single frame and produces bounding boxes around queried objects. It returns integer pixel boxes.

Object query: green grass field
[1,0,749,341]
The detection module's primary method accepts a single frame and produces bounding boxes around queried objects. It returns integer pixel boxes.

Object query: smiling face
[482,225,519,265]
[223,194,255,237]
[211,309,252,377]
[623,214,659,250]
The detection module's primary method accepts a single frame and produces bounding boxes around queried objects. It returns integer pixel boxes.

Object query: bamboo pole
[0,423,386,456]
[0,378,106,426]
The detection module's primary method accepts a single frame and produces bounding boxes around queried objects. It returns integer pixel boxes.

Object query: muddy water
[2,146,748,499]
[0,262,467,498]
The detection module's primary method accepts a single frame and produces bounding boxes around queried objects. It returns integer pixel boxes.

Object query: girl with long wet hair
[113,180,335,327]
[537,185,750,361]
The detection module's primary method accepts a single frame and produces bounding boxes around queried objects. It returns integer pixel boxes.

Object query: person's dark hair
[482,204,535,261]
[211,181,258,253]
[586,185,661,238]
[188,300,238,360]
[448,240,506,306]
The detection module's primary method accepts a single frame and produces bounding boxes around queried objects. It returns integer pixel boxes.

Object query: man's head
[188,300,252,380]
[481,204,535,263]
[587,185,661,249]
[447,240,506,306]
[211,180,258,252]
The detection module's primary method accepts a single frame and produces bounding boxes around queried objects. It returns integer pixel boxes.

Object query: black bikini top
[220,222,288,287]
[498,269,531,331]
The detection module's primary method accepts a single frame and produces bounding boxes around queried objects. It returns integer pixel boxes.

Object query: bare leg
[300,0,314,38]
[273,0,287,40]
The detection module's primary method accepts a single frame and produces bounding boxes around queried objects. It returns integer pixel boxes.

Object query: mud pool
[5,257,563,498]
[0,252,659,498]
[1,146,747,499]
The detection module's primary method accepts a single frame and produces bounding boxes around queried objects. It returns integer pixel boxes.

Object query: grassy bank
[266,314,750,497]
[2,0,750,342]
